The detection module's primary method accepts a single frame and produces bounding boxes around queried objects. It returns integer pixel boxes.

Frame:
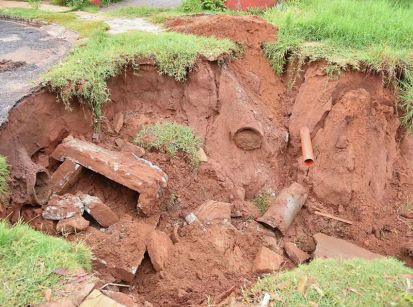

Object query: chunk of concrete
[284,242,311,265]
[313,233,384,260]
[147,230,173,272]
[52,136,168,215]
[253,246,284,274]
[80,290,124,307]
[56,214,89,235]
[194,200,232,224]
[42,194,84,220]
[51,159,83,194]
[102,291,135,307]
[79,194,119,227]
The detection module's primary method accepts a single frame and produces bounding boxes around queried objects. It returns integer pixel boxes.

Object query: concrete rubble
[56,215,90,235]
[52,136,168,215]
[284,242,311,265]
[42,194,84,220]
[313,233,384,260]
[147,230,174,272]
[194,200,232,224]
[51,159,83,194]
[253,246,284,274]
[79,194,119,227]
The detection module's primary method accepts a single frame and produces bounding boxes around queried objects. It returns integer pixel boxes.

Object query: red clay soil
[1,14,413,306]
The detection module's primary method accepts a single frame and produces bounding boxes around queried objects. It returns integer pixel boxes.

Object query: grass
[0,221,91,306]
[262,0,413,128]
[252,192,270,214]
[106,6,188,24]
[134,122,202,166]
[245,258,413,306]
[0,156,9,199]
[42,31,238,124]
[0,8,108,37]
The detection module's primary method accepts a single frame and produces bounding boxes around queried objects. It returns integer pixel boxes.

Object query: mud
[1,14,413,306]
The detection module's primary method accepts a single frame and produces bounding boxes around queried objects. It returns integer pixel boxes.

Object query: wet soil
[1,14,413,306]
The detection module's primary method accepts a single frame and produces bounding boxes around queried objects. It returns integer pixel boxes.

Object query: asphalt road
[0,20,74,127]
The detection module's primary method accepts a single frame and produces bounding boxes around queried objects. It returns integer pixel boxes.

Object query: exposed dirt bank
[1,14,413,306]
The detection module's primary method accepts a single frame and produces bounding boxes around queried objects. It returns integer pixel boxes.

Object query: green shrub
[0,155,9,199]
[180,0,226,12]
[134,122,202,166]
[201,0,226,11]
[246,258,413,306]
[0,221,91,306]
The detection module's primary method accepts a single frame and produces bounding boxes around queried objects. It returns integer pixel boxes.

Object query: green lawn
[246,258,413,306]
[262,0,413,128]
[0,156,8,199]
[0,221,91,306]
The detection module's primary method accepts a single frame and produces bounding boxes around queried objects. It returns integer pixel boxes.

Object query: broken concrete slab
[313,233,384,260]
[194,200,232,224]
[253,246,284,274]
[258,182,307,234]
[101,290,135,307]
[284,242,311,265]
[147,230,174,272]
[79,194,119,227]
[51,159,83,194]
[56,214,89,235]
[42,194,84,220]
[52,136,168,215]
[80,290,124,307]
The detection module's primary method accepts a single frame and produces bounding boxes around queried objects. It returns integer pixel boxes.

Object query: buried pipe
[16,147,52,206]
[300,126,315,167]
[257,182,308,234]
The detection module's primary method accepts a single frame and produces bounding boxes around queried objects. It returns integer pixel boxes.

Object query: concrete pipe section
[0,19,77,126]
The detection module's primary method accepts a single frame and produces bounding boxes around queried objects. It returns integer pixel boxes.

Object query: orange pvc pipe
[300,127,315,167]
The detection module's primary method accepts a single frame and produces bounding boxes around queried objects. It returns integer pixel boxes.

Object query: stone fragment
[231,200,261,219]
[80,194,119,227]
[52,136,168,216]
[56,214,89,235]
[113,113,124,134]
[185,213,198,225]
[284,242,311,265]
[80,290,124,307]
[42,194,84,220]
[102,291,135,307]
[147,230,173,272]
[121,142,145,158]
[51,159,83,194]
[313,233,384,260]
[197,148,208,162]
[253,246,284,274]
[194,200,232,224]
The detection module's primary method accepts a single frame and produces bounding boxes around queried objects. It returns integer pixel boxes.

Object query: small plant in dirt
[252,192,270,214]
[245,258,413,306]
[134,122,202,166]
[0,221,91,306]
[0,155,9,200]
[181,0,226,12]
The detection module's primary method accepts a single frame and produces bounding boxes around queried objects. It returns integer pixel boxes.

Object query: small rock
[197,148,208,162]
[185,212,198,225]
[51,159,83,194]
[284,242,311,265]
[79,290,124,307]
[113,113,124,134]
[261,235,281,253]
[147,230,173,272]
[56,215,89,235]
[231,200,261,219]
[102,290,135,307]
[42,194,84,220]
[194,200,231,224]
[121,142,145,158]
[313,233,384,260]
[114,138,124,148]
[171,224,180,244]
[144,301,153,307]
[253,247,284,274]
[79,194,119,227]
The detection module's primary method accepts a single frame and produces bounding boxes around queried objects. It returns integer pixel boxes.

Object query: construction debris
[42,194,84,220]
[52,136,168,216]
[258,182,308,234]
[147,230,174,272]
[56,214,90,235]
[51,159,83,194]
[313,233,384,260]
[80,290,124,307]
[80,194,119,227]
[314,211,353,225]
[112,113,124,134]
[253,246,284,274]
[194,200,232,224]
[284,242,311,265]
